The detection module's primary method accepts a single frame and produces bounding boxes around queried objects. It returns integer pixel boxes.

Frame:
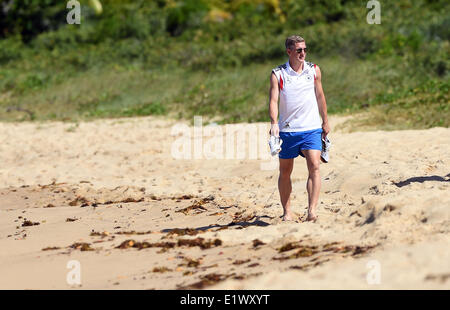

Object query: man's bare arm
[269,72,280,136]
[314,65,330,138]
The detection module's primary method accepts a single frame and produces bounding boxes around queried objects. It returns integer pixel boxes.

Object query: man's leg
[278,158,294,221]
[302,149,321,221]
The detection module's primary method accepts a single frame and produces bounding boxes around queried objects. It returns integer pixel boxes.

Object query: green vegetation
[0,0,448,130]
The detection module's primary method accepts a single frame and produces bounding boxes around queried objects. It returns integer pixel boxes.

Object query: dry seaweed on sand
[424,273,450,283]
[294,246,319,258]
[68,196,90,206]
[350,245,377,256]
[177,237,222,249]
[177,273,230,289]
[233,259,251,265]
[149,194,162,201]
[322,242,341,251]
[115,239,176,250]
[90,230,110,237]
[42,246,61,251]
[176,203,207,214]
[290,258,331,271]
[114,230,153,236]
[327,244,376,256]
[102,197,145,205]
[252,239,265,248]
[274,242,377,261]
[152,267,173,273]
[22,220,40,227]
[178,257,202,268]
[175,195,215,215]
[170,194,194,200]
[69,242,95,251]
[113,238,216,251]
[178,271,262,289]
[228,211,256,225]
[273,245,319,261]
[278,242,303,253]
[165,228,199,237]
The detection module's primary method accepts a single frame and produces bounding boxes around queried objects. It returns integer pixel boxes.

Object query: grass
[338,80,449,131]
[0,1,448,131]
[1,54,448,132]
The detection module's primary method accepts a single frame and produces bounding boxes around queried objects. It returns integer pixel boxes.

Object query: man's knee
[279,161,293,178]
[280,173,292,182]
[307,160,320,174]
[303,150,321,173]
[279,169,292,179]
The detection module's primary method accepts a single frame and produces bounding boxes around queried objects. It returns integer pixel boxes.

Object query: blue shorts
[279,128,323,159]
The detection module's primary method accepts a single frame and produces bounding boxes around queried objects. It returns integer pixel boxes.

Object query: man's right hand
[270,123,280,137]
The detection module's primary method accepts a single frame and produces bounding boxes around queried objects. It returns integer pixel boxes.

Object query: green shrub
[0,0,448,130]
[0,36,24,64]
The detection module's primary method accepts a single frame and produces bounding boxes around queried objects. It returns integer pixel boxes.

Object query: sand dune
[0,116,448,289]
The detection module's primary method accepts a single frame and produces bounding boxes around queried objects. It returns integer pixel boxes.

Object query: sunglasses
[295,48,308,53]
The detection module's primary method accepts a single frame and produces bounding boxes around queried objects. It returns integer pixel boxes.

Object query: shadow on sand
[161,215,273,234]
[394,173,450,188]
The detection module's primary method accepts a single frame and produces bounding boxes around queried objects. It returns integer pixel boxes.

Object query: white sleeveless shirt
[272,60,322,132]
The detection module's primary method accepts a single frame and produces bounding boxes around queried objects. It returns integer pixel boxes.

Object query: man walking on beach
[269,35,330,222]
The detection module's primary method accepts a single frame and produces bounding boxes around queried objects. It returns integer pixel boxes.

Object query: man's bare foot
[282,212,294,221]
[305,214,318,222]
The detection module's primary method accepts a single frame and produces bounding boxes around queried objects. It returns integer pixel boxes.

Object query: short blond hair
[285,35,305,50]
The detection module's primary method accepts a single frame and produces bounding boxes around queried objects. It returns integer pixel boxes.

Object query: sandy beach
[0,115,448,289]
